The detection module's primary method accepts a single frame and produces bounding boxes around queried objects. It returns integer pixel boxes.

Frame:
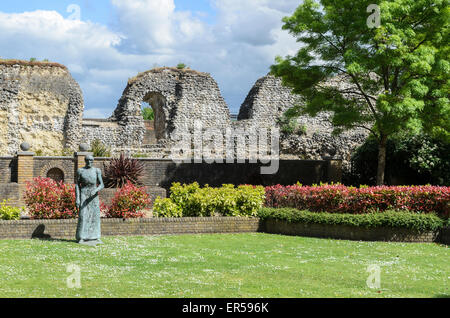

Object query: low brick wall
[0,218,447,244]
[438,227,450,245]
[263,219,441,243]
[0,217,263,240]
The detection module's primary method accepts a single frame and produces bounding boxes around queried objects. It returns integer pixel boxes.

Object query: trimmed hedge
[258,208,445,232]
[101,182,151,219]
[153,182,266,217]
[265,184,449,218]
[24,177,77,219]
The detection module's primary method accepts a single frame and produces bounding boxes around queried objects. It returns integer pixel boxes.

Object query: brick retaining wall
[0,217,448,244]
[438,226,450,245]
[263,219,442,243]
[0,217,263,240]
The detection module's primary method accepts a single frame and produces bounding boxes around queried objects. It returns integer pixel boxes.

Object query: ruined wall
[81,70,368,165]
[0,61,368,165]
[0,61,84,156]
[238,74,369,165]
[238,74,299,126]
[81,67,231,156]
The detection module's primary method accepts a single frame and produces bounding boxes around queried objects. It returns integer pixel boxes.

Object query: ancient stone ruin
[0,60,83,155]
[0,60,368,165]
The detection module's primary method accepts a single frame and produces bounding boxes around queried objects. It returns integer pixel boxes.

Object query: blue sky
[0,0,301,117]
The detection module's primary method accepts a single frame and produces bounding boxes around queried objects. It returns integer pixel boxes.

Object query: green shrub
[167,183,265,217]
[153,197,183,218]
[132,153,148,158]
[235,185,266,217]
[0,200,22,220]
[346,133,450,186]
[259,208,445,233]
[176,63,187,69]
[278,115,306,135]
[91,139,111,157]
[170,182,201,216]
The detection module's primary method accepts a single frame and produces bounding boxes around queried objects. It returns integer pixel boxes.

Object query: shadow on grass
[434,294,450,298]
[31,224,77,243]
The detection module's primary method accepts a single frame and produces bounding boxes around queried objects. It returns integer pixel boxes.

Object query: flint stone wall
[0,62,84,156]
[237,75,369,165]
[0,62,368,166]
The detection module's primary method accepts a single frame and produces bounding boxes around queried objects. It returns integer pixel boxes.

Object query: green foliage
[165,182,266,217]
[29,57,37,62]
[142,107,155,121]
[271,0,450,184]
[176,63,187,69]
[132,153,148,158]
[278,115,307,135]
[91,139,111,157]
[259,208,445,232]
[347,132,450,185]
[56,148,73,157]
[0,200,22,220]
[153,197,183,218]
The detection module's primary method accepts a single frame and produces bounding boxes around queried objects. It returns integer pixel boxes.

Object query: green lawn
[0,233,448,298]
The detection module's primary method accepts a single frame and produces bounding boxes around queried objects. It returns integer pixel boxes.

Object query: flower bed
[265,184,449,218]
[153,182,266,217]
[24,177,151,219]
[24,177,77,219]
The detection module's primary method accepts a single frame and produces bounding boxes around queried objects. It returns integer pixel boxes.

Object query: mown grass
[0,233,448,298]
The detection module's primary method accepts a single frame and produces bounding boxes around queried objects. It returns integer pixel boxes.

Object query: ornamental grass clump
[102,182,151,218]
[265,184,449,218]
[24,177,77,219]
[104,153,144,188]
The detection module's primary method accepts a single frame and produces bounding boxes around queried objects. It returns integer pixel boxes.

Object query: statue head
[85,155,94,168]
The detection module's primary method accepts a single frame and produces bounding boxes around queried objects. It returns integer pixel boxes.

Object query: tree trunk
[376,135,388,186]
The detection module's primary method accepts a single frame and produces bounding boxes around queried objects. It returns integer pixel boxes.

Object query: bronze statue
[75,155,104,246]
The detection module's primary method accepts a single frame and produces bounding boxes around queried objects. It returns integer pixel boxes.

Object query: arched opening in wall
[46,168,65,183]
[141,92,167,143]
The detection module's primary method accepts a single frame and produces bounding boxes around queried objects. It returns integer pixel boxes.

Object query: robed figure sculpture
[75,155,104,246]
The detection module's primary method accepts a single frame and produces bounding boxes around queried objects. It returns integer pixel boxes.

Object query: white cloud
[0,0,302,116]
[111,0,207,54]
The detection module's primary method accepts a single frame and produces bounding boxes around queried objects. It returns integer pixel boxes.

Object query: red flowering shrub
[265,184,449,218]
[102,182,151,218]
[24,177,78,219]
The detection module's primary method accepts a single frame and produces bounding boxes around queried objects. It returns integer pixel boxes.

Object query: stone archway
[110,67,231,148]
[46,167,65,183]
[142,92,167,141]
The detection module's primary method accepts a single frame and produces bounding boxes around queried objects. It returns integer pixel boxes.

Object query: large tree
[271,0,449,185]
